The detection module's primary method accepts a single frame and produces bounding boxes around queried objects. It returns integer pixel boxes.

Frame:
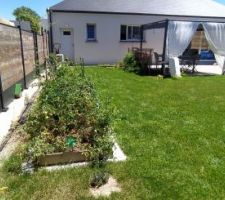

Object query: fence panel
[22,30,36,84]
[0,24,49,111]
[0,24,24,92]
[0,24,24,106]
[37,34,45,65]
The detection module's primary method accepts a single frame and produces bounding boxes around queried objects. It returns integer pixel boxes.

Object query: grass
[1,67,225,199]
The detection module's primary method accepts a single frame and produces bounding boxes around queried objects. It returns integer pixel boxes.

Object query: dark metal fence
[0,23,49,112]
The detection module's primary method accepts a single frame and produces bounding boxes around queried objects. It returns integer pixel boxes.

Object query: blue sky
[217,0,225,4]
[0,0,225,20]
[0,0,61,19]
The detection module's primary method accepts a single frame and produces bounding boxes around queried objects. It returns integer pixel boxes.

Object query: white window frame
[120,25,143,41]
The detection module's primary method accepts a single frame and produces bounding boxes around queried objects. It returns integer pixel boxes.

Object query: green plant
[122,52,152,75]
[122,52,140,73]
[13,6,41,33]
[45,53,61,78]
[24,64,113,164]
[64,56,76,66]
[89,170,110,188]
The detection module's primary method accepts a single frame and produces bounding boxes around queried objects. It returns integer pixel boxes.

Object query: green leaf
[66,136,77,148]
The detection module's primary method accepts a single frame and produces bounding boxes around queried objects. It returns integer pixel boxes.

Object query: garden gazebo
[140,19,225,77]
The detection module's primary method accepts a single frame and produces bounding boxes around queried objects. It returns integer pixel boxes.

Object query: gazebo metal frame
[140,19,225,74]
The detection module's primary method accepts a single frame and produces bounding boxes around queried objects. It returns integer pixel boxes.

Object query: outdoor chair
[179,49,200,74]
[151,52,168,69]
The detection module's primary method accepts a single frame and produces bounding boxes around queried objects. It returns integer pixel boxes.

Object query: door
[60,28,74,60]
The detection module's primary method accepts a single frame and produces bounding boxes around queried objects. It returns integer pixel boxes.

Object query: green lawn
[1,68,225,199]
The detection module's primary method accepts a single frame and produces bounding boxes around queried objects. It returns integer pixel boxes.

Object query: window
[120,25,142,41]
[120,25,127,40]
[87,24,96,40]
[63,31,71,36]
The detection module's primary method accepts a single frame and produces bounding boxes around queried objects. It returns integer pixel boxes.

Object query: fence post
[41,28,46,61]
[33,31,40,75]
[46,30,49,57]
[162,19,169,75]
[18,25,27,89]
[0,74,8,112]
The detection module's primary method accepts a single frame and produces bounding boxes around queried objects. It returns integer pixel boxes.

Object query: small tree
[13,6,41,33]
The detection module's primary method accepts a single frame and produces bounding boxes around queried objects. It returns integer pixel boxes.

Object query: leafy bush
[89,171,110,188]
[122,52,150,75]
[122,52,139,72]
[24,65,113,165]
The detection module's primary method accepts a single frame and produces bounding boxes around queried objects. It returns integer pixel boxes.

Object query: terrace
[137,19,225,77]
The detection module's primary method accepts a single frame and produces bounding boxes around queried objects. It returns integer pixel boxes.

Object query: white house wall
[51,12,225,64]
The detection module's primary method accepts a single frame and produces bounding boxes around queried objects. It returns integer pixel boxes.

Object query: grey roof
[50,0,225,18]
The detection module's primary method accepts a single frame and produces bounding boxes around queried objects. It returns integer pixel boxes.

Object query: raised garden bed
[22,142,126,171]
[23,65,115,171]
[37,151,89,166]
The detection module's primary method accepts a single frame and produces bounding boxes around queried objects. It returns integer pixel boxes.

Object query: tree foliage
[13,6,41,33]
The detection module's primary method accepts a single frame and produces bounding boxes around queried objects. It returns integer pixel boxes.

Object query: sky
[217,0,225,4]
[0,0,225,20]
[0,0,61,20]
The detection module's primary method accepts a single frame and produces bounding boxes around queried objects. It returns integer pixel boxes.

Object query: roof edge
[49,9,225,19]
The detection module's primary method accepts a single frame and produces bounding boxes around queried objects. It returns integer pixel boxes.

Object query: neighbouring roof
[0,17,15,26]
[11,21,31,31]
[50,0,225,18]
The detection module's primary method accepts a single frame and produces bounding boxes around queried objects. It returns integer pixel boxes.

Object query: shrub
[122,52,140,73]
[89,170,110,188]
[122,52,151,75]
[24,65,113,165]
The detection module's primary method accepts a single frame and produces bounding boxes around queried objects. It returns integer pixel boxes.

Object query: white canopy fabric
[167,21,225,76]
[167,21,199,58]
[203,22,225,73]
[167,21,199,77]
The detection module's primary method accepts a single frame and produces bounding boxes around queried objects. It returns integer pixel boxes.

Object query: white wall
[51,12,225,64]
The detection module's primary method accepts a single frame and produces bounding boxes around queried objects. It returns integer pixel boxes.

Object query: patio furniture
[152,52,168,69]
[179,51,200,74]
[131,47,154,73]
[140,19,225,77]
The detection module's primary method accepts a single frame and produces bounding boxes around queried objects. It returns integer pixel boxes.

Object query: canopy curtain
[166,21,200,77]
[167,21,200,58]
[203,23,225,74]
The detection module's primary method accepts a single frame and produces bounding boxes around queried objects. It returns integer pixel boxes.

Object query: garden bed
[23,142,126,171]
[37,151,89,166]
[22,64,115,170]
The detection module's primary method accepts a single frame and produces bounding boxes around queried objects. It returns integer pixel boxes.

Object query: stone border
[41,142,126,172]
[22,142,127,172]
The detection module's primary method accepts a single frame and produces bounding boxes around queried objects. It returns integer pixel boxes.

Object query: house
[12,19,49,32]
[48,0,225,64]
[41,19,49,31]
[0,17,14,26]
[12,20,31,31]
